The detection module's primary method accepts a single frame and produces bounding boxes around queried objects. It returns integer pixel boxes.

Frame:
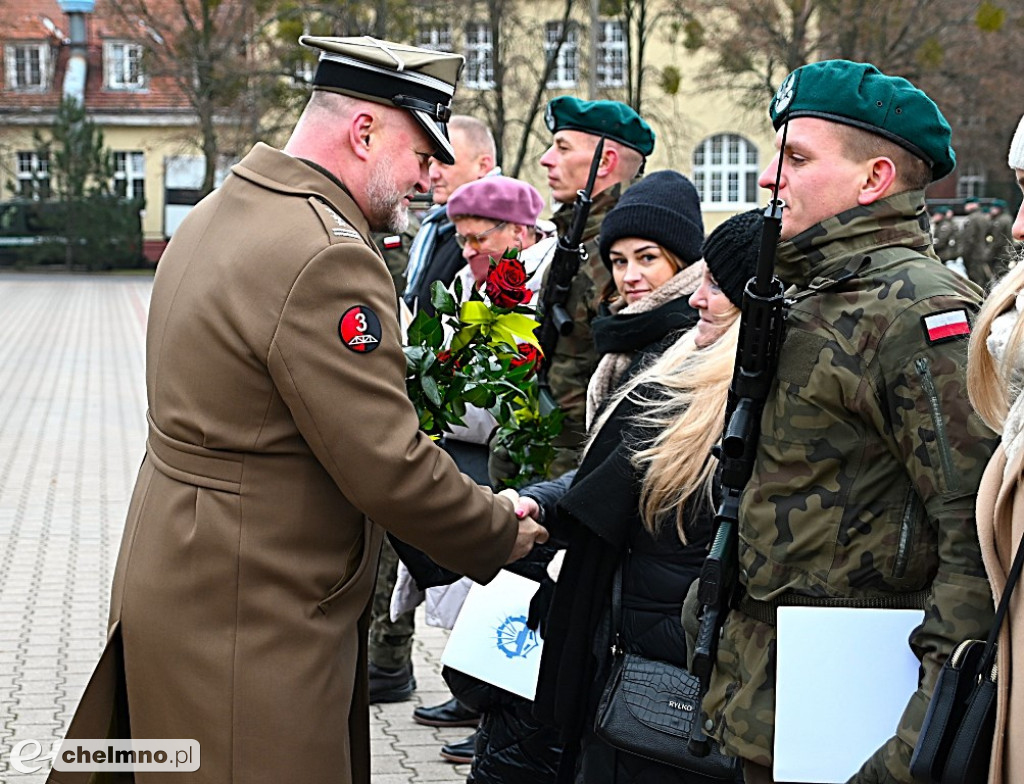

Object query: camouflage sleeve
[544,242,612,475]
[862,294,997,782]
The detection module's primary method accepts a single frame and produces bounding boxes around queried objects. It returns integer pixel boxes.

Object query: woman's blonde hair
[968,261,1024,433]
[588,314,740,541]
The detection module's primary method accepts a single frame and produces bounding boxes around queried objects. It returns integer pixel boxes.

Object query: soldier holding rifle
[690,60,997,784]
[490,97,654,482]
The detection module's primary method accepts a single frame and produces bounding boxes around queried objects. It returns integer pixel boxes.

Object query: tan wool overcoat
[978,441,1024,784]
[47,143,517,784]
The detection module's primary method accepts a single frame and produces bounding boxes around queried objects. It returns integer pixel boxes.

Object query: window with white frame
[416,24,452,52]
[104,41,146,90]
[692,134,760,207]
[597,20,625,88]
[544,22,579,88]
[113,151,146,201]
[5,43,50,91]
[15,151,50,200]
[464,23,494,90]
[956,162,986,199]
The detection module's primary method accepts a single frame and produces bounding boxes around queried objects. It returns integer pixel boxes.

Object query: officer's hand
[498,489,549,563]
[846,737,914,784]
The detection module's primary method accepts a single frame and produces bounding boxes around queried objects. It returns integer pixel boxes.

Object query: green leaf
[430,281,458,315]
[420,375,442,407]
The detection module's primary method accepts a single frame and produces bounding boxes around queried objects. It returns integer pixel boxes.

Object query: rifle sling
[736,588,930,627]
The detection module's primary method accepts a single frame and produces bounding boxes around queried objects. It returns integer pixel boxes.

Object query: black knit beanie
[599,170,704,270]
[701,209,764,308]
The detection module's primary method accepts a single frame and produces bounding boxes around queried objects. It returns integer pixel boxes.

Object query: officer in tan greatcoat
[47,36,547,784]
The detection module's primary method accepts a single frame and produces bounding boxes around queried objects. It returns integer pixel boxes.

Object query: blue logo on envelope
[495,615,540,659]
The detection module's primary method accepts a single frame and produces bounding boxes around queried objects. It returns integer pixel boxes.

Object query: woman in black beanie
[515,210,763,784]
[587,170,706,429]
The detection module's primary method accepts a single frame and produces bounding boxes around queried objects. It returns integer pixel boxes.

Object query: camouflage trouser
[368,537,415,669]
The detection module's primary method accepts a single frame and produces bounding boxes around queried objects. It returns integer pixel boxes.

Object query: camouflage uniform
[542,184,620,476]
[988,210,1016,281]
[960,208,991,288]
[703,192,997,781]
[931,217,958,263]
[372,215,420,297]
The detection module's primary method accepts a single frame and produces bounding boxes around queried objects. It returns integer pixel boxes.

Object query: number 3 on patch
[339,305,382,353]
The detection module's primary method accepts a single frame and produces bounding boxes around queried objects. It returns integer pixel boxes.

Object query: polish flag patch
[922,309,970,344]
[382,235,402,250]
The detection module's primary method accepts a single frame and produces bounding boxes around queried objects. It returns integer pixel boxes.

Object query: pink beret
[446,176,544,227]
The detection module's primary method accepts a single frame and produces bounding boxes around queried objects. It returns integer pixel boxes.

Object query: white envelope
[773,606,924,783]
[441,569,544,700]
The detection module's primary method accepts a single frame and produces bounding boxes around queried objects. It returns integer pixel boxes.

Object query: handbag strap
[610,562,624,655]
[979,524,1024,673]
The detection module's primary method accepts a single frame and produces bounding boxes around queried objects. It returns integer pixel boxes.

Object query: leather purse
[910,525,1024,784]
[593,566,739,781]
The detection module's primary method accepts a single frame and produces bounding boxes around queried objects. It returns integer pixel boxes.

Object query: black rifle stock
[536,137,605,409]
[688,197,786,756]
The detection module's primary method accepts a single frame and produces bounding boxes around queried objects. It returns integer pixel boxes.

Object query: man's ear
[858,157,898,205]
[349,112,375,162]
[598,146,619,180]
[477,153,495,176]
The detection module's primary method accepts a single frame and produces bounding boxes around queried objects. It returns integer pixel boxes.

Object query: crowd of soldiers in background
[930,197,1021,288]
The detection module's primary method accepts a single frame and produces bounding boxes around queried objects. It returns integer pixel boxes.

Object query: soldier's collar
[785,253,871,305]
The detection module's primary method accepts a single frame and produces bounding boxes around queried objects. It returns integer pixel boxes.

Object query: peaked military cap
[300,35,464,165]
[769,60,956,181]
[545,96,655,156]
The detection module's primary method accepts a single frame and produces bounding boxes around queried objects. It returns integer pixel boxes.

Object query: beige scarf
[585,260,705,430]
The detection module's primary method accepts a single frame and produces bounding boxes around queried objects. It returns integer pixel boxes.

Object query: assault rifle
[688,145,788,757]
[536,137,605,411]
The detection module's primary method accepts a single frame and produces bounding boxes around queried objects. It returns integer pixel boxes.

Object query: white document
[773,606,924,783]
[440,569,544,700]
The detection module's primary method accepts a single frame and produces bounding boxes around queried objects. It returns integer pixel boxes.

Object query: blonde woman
[969,112,1024,784]
[515,211,764,784]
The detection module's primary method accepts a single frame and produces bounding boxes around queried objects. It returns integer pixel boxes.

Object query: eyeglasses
[454,221,508,249]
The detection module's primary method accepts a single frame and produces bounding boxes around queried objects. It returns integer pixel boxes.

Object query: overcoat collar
[231,143,373,242]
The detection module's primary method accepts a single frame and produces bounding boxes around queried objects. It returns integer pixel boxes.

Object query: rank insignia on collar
[922,309,970,344]
[339,305,382,353]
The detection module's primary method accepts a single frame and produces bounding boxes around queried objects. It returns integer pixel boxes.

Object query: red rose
[510,342,542,379]
[486,257,532,309]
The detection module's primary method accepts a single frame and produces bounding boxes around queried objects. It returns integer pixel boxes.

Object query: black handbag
[910,525,1024,784]
[593,566,739,781]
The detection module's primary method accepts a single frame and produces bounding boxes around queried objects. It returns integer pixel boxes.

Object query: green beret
[993,198,1008,209]
[769,60,955,181]
[545,96,655,157]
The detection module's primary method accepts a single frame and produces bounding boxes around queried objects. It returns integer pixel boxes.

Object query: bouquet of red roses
[404,248,562,486]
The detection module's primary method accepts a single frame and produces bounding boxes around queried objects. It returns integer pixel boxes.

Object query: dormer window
[104,42,146,90]
[5,43,50,91]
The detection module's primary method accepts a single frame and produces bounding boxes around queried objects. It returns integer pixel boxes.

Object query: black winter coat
[523,385,721,784]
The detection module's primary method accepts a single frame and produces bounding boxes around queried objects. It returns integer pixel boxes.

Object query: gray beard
[366,160,409,233]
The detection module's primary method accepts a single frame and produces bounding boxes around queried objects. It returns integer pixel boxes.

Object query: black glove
[526,574,556,636]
